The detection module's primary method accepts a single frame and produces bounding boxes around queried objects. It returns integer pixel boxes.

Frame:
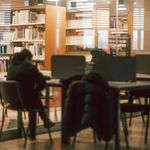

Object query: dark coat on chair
[63,72,114,142]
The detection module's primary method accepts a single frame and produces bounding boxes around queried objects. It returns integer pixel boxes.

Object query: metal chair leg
[72,134,76,147]
[0,107,6,139]
[93,129,97,144]
[47,127,53,144]
[145,110,150,144]
[121,112,129,147]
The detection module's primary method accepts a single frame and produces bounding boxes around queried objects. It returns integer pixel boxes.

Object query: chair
[63,79,114,150]
[0,80,53,148]
[128,90,150,126]
[121,97,150,147]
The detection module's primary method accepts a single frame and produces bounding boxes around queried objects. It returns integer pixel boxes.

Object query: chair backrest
[136,54,150,74]
[0,80,24,108]
[94,56,136,82]
[51,55,86,80]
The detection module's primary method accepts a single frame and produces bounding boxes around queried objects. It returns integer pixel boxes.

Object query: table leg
[115,90,121,150]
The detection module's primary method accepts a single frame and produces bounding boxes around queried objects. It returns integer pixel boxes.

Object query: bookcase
[66,0,97,61]
[66,10,94,52]
[11,5,45,62]
[109,15,131,56]
[66,1,132,58]
[0,4,13,72]
[44,5,66,69]
[0,5,66,71]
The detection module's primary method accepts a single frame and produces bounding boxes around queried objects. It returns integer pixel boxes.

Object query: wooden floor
[0,116,150,150]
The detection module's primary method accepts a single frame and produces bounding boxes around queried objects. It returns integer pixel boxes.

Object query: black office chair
[0,80,53,148]
[128,90,150,125]
[121,97,150,147]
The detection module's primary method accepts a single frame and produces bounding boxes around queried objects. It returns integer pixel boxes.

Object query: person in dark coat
[7,49,55,140]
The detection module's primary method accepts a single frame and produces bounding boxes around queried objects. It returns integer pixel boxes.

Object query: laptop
[51,55,86,80]
[95,56,136,82]
[136,55,150,74]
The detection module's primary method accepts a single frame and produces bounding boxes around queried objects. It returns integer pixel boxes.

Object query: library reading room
[0,0,150,150]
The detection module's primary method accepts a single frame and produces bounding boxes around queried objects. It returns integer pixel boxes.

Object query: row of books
[0,58,10,72]
[12,27,45,41]
[0,44,13,54]
[12,10,45,24]
[0,9,11,25]
[13,44,45,60]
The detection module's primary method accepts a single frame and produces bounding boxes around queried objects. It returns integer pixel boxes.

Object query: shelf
[0,24,11,27]
[66,27,93,30]
[109,29,128,32]
[66,9,93,13]
[66,44,83,46]
[11,22,45,27]
[11,5,45,11]
[12,39,45,43]
[109,37,130,40]
[0,53,13,57]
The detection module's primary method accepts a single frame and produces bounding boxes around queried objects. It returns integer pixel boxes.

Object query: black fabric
[7,62,46,108]
[61,74,83,107]
[63,72,114,142]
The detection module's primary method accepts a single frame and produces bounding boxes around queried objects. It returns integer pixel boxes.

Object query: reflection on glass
[98,30,108,49]
[133,7,144,50]
[83,30,94,48]
[133,30,138,49]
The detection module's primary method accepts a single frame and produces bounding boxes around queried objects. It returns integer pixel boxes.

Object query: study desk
[45,79,150,150]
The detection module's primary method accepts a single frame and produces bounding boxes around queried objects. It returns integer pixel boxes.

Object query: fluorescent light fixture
[117,4,127,11]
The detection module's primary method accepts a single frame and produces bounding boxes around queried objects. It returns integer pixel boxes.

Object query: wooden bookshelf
[44,5,66,70]
[10,5,45,61]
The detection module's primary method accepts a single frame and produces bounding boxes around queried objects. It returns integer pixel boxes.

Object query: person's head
[11,49,33,65]
[21,48,33,63]
[11,52,24,65]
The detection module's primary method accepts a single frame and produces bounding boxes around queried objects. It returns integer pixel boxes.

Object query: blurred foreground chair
[63,78,114,150]
[0,80,53,148]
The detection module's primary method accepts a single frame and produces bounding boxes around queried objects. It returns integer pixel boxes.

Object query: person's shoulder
[21,62,37,71]
[24,62,35,67]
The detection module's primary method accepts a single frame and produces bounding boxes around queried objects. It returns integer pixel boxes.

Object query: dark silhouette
[7,49,55,140]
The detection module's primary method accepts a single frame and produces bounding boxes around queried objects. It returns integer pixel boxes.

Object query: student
[7,49,55,140]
